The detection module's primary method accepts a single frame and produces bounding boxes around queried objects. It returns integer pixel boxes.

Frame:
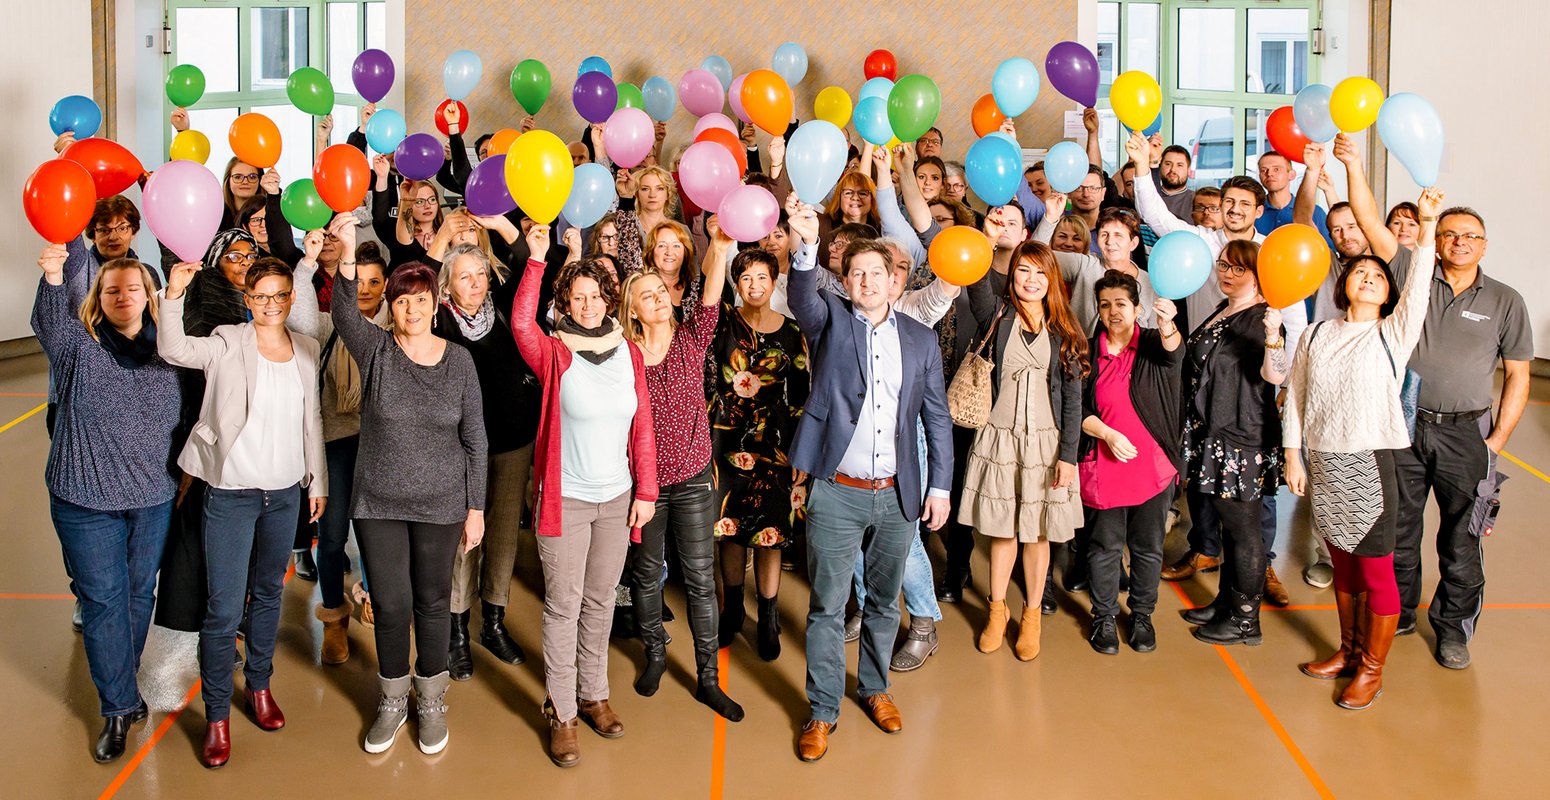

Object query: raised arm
[1128,132,1196,237]
[1260,307,1289,386]
[1383,187,1444,356]
[31,245,89,360]
[1332,133,1399,262]
[370,155,400,247]
[1083,108,1102,167]
[876,181,926,267]
[700,216,731,308]
[510,224,559,380]
[894,142,933,234]
[783,194,829,334]
[1293,144,1325,226]
[286,233,322,339]
[326,214,387,367]
[157,261,230,370]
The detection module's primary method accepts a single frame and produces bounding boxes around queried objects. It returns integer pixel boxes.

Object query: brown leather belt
[833,472,896,491]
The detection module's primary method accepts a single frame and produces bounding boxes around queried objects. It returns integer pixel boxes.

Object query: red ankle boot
[245,687,286,731]
[202,719,231,768]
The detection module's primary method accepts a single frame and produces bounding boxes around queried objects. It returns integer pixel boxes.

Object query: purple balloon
[352,49,395,104]
[1046,41,1099,107]
[464,155,516,217]
[394,133,444,181]
[142,160,223,263]
[572,72,617,124]
[678,69,724,117]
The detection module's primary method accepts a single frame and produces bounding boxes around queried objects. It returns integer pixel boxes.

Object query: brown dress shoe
[797,719,836,762]
[1264,566,1291,607]
[861,693,903,733]
[577,698,625,739]
[202,719,230,769]
[547,714,581,768]
[1161,552,1221,582]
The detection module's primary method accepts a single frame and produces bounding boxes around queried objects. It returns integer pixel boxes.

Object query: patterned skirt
[1307,448,1399,556]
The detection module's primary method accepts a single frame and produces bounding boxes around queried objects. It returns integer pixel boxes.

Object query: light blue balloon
[786,120,847,204]
[1293,83,1338,142]
[1142,112,1162,137]
[772,42,808,86]
[854,96,893,146]
[859,77,894,103]
[700,56,733,95]
[562,163,616,229]
[1377,92,1444,187]
[578,56,612,78]
[991,57,1041,117]
[1148,230,1214,300]
[964,134,1024,206]
[1043,140,1090,194]
[364,108,406,155]
[641,76,677,123]
[988,132,1019,149]
[442,50,482,101]
[49,94,102,138]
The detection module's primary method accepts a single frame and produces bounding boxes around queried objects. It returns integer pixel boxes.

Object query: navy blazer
[786,252,953,522]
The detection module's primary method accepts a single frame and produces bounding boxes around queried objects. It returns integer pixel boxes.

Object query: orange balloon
[229,113,282,169]
[740,69,793,136]
[313,144,371,213]
[694,128,748,176]
[971,93,1007,138]
[928,225,993,287]
[1258,223,1331,307]
[488,128,520,158]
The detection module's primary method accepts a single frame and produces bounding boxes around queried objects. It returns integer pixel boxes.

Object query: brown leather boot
[1161,552,1221,582]
[1264,566,1291,607]
[1337,610,1398,710]
[978,599,1009,653]
[1300,591,1362,679]
[315,600,353,666]
[544,699,580,768]
[1014,606,1042,661]
[577,698,624,738]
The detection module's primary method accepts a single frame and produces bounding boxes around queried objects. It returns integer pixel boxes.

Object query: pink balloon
[717,185,779,243]
[679,69,724,117]
[728,74,751,124]
[142,160,223,263]
[691,112,737,141]
[677,141,740,213]
[603,107,655,169]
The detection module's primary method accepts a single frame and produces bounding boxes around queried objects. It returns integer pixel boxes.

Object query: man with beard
[1154,144,1197,221]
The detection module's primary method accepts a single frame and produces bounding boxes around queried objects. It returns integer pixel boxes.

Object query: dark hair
[1333,255,1398,316]
[731,249,778,282]
[90,195,141,235]
[473,133,494,156]
[355,241,385,268]
[1258,150,1292,168]
[1195,186,1222,201]
[745,172,776,190]
[915,156,946,178]
[1093,269,1141,306]
[919,127,943,143]
[243,257,293,291]
[1327,201,1354,220]
[841,239,894,277]
[1439,206,1486,235]
[1006,241,1089,379]
[929,197,977,227]
[1222,175,1267,208]
[1096,207,1140,239]
[1385,201,1419,226]
[1219,239,1261,285]
[1161,144,1191,165]
[1085,164,1105,177]
[831,222,879,241]
[235,196,266,232]
[385,262,438,304]
[1027,161,1045,173]
[554,257,620,316]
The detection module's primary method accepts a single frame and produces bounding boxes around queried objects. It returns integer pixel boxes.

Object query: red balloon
[435,99,469,137]
[864,49,897,81]
[313,144,371,213]
[1266,106,1312,164]
[694,127,748,176]
[60,137,145,199]
[23,160,97,244]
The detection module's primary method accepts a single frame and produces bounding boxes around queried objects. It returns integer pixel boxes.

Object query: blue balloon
[49,95,102,138]
[785,120,847,204]
[858,77,894,103]
[562,163,616,229]
[1142,112,1162,137]
[1149,230,1214,300]
[991,58,1041,117]
[1043,140,1090,194]
[700,56,733,94]
[641,76,677,123]
[1377,92,1445,187]
[578,56,612,78]
[1293,84,1338,143]
[854,96,893,146]
[442,50,482,102]
[772,42,808,86]
[364,108,406,155]
[964,134,1024,206]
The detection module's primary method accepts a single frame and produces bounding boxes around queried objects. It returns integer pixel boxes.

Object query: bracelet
[1161,324,1178,337]
[1420,215,1438,222]
[1265,337,1285,350]
[340,260,356,266]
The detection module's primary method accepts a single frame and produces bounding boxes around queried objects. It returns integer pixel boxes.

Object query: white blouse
[216,355,307,491]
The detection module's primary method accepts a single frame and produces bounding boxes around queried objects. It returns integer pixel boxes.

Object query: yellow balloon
[814,86,852,128]
[503,130,573,224]
[169,130,211,165]
[1330,77,1384,133]
[1109,71,1162,131]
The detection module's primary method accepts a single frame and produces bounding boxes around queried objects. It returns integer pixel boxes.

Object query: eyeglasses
[840,189,872,200]
[247,216,267,228]
[829,239,851,250]
[1438,232,1486,244]
[247,290,293,306]
[222,252,258,265]
[411,198,438,207]
[323,232,340,242]
[94,223,133,236]
[1215,261,1249,277]
[230,173,261,184]
[598,234,619,244]
[1193,204,1221,213]
[918,137,942,146]
[1073,185,1104,195]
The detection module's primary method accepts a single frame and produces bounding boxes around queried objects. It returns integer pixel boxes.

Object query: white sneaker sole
[418,731,448,755]
[363,717,405,754]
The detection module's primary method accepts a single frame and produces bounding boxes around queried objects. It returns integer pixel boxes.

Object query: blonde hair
[79,259,159,342]
[1054,215,1091,252]
[618,270,676,343]
[644,220,697,290]
[632,165,681,218]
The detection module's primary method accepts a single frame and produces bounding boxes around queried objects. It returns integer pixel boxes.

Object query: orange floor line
[0,593,75,600]
[1264,603,1550,612]
[0,392,47,397]
[710,647,729,800]
[0,403,47,435]
[98,679,203,800]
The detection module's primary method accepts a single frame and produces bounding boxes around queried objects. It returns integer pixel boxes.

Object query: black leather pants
[631,464,719,678]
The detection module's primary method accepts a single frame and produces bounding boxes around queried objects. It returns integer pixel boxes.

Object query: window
[1094,1,1164,172]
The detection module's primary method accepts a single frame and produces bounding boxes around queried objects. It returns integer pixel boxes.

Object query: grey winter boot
[414,671,451,754]
[363,674,411,754]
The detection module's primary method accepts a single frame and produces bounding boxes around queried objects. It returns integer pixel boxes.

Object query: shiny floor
[3,350,1549,800]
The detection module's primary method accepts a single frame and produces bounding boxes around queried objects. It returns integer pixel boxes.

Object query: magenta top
[1079,331,1177,509]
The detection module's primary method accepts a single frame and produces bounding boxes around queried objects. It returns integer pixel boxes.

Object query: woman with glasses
[218,157,280,230]
[1032,199,1160,334]
[587,213,622,260]
[821,166,883,251]
[237,197,301,269]
[371,154,445,270]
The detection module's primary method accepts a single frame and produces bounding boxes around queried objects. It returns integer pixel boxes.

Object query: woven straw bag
[947,309,1003,429]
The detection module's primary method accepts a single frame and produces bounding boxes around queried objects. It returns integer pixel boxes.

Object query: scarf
[326,304,391,414]
[555,315,624,365]
[95,311,158,370]
[444,296,495,340]
[183,229,257,336]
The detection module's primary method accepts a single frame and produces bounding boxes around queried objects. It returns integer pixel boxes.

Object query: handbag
[947,307,1004,429]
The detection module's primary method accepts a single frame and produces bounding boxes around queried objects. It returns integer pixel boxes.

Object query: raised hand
[521,115,536,134]
[1083,107,1099,134]
[1044,191,1068,219]
[1417,186,1446,218]
[1302,142,1326,174]
[767,135,785,168]
[526,223,551,259]
[707,213,734,249]
[615,167,639,198]
[442,101,462,135]
[562,227,583,258]
[1264,306,1283,340]
[37,244,68,283]
[171,108,190,133]
[1331,133,1359,166]
[786,195,820,245]
[371,154,391,189]
[52,131,76,155]
[301,229,325,262]
[329,212,357,254]
[1153,297,1177,324]
[358,102,376,132]
[166,261,202,300]
[1124,131,1150,167]
[260,168,281,196]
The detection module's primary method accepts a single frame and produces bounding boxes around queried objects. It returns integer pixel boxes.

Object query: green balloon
[286,67,334,116]
[886,74,942,143]
[166,64,206,108]
[281,179,333,231]
[510,59,552,116]
[615,83,644,112]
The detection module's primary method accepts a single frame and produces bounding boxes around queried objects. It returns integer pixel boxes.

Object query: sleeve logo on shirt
[1461,311,1490,322]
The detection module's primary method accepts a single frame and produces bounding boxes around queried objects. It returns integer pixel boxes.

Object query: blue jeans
[200,484,300,721]
[318,436,360,608]
[804,479,916,724]
[851,529,942,621]
[50,495,172,717]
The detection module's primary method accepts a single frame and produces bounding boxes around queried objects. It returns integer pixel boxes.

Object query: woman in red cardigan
[511,224,657,769]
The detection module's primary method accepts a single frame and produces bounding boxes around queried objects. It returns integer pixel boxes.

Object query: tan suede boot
[1015,606,1042,661]
[978,599,1009,653]
[315,600,353,665]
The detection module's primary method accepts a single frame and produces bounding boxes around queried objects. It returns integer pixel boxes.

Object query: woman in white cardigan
[158,255,326,769]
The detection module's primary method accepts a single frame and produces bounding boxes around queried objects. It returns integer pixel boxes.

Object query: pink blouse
[1080,331,1177,509]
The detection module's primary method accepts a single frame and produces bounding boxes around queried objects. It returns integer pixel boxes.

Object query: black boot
[93,715,132,763]
[719,583,746,648]
[1181,593,1230,626]
[1064,542,1089,593]
[634,648,667,697]
[1040,567,1058,615]
[695,659,745,722]
[479,602,525,665]
[1193,591,1263,646]
[756,595,782,661]
[293,548,318,581]
[448,611,474,681]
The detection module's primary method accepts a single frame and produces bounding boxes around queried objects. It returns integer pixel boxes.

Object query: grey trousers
[451,444,533,613]
[537,489,632,721]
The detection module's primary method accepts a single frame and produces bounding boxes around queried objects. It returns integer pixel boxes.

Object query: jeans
[50,495,172,717]
[851,529,943,621]
[804,479,915,724]
[355,518,462,680]
[200,484,300,721]
[1186,488,1279,563]
[317,436,358,609]
[1087,486,1172,617]
[632,465,719,676]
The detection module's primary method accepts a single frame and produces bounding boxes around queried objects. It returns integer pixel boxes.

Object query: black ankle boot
[293,549,317,581]
[1193,591,1263,646]
[634,651,667,696]
[93,715,133,763]
[756,596,781,661]
[1040,578,1058,615]
[719,583,746,648]
[479,602,525,665]
[696,675,745,722]
[448,611,474,681]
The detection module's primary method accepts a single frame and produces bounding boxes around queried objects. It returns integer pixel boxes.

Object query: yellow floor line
[1500,450,1550,486]
[0,403,46,435]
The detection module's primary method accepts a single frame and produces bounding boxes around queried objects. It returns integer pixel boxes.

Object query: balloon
[504,130,573,224]
[785,120,847,205]
[718,185,780,242]
[740,69,793,136]
[853,96,893,146]
[642,76,677,122]
[887,74,941,143]
[229,113,281,169]
[692,112,737,140]
[1045,41,1100,107]
[1147,231,1214,300]
[22,160,95,244]
[679,69,725,117]
[964,134,1024,206]
[313,144,370,212]
[603,107,655,169]
[1330,77,1384,133]
[352,49,395,103]
[488,129,521,159]
[433,99,468,138]
[695,128,748,176]
[60,137,145,199]
[814,86,853,128]
[1293,83,1338,143]
[970,94,1007,138]
[858,77,894,102]
[577,56,612,78]
[510,58,551,115]
[991,57,1041,117]
[279,179,333,233]
[1141,113,1162,137]
[1377,92,1445,187]
[1266,106,1312,164]
[700,56,733,94]
[364,108,406,154]
[727,75,751,124]
[562,163,617,229]
[928,225,993,286]
[1043,140,1089,194]
[864,49,897,81]
[165,64,206,108]
[677,140,740,213]
[142,160,223,262]
[286,67,334,116]
[615,82,644,112]
[1259,224,1331,307]
[1110,71,1162,131]
[49,95,102,138]
[443,50,483,101]
[572,71,618,124]
[463,155,516,217]
[394,133,445,181]
[170,130,211,164]
[772,42,808,86]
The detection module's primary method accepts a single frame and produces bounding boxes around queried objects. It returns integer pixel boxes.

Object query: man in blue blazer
[783,198,953,762]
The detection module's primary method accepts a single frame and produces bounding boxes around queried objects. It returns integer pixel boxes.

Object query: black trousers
[1212,494,1266,602]
[631,465,719,677]
[1087,486,1173,617]
[941,424,979,579]
[355,518,462,679]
